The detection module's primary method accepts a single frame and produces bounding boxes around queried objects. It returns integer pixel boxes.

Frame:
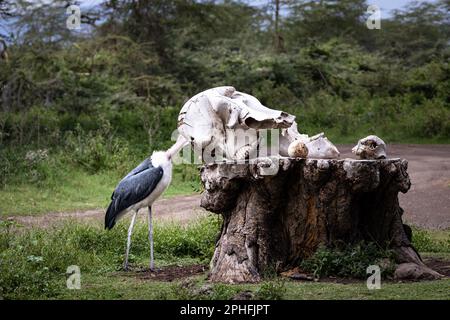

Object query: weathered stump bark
[200,158,442,283]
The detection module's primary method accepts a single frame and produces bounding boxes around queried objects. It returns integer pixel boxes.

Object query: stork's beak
[166,135,189,160]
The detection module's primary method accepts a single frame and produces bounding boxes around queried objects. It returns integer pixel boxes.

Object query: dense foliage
[0,0,449,199]
[300,242,396,279]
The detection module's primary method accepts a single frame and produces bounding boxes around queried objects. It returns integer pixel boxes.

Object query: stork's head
[151,135,189,169]
[151,151,171,169]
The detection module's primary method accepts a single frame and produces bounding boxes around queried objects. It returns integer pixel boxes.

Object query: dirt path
[8,144,450,229]
[339,144,450,229]
[11,194,208,228]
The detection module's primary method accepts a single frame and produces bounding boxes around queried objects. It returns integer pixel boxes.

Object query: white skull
[178,86,340,161]
[178,86,294,160]
[352,135,387,160]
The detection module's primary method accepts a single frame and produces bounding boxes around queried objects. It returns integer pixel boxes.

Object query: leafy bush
[0,148,20,188]
[300,242,396,279]
[172,164,203,193]
[0,147,63,189]
[411,227,450,253]
[0,253,58,300]
[63,122,133,174]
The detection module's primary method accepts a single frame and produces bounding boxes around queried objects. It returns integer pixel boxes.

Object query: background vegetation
[0,0,449,216]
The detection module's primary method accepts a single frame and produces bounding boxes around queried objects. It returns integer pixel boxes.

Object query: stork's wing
[105,165,163,229]
[110,158,152,199]
[121,158,152,181]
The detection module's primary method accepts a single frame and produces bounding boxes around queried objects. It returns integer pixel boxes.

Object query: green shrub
[0,252,58,300]
[0,148,20,188]
[411,227,450,253]
[63,122,134,175]
[300,242,396,279]
[172,164,202,192]
[0,107,62,147]
[0,147,62,189]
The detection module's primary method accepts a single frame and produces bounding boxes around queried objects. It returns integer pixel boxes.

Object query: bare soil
[283,258,449,284]
[119,264,208,282]
[7,144,450,230]
[423,257,450,277]
[120,258,449,283]
[9,194,209,228]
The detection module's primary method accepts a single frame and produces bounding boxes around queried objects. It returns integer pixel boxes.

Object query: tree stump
[200,158,443,283]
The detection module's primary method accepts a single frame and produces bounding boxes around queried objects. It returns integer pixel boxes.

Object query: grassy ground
[0,165,199,216]
[56,274,450,300]
[0,216,448,300]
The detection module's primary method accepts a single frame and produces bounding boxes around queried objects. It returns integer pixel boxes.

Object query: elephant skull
[177,86,340,162]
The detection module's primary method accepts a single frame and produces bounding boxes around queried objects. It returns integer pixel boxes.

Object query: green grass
[411,226,450,253]
[0,165,199,217]
[282,280,450,300]
[0,215,220,299]
[48,273,450,300]
[1,216,449,300]
[12,272,450,300]
[0,170,115,216]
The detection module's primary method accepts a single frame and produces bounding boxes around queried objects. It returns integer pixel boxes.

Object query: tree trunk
[200,158,442,283]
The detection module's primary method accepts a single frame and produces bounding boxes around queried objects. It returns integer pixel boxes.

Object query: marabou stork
[105,135,188,270]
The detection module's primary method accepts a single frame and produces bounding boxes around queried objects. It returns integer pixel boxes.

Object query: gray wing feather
[121,158,152,181]
[105,160,163,229]
[113,166,163,213]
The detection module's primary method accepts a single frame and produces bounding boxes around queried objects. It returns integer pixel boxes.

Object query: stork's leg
[148,206,154,271]
[124,210,138,270]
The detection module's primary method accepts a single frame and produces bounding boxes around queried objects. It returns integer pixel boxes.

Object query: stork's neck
[166,135,189,160]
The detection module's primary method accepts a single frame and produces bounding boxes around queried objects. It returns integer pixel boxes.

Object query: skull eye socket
[367,141,377,150]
